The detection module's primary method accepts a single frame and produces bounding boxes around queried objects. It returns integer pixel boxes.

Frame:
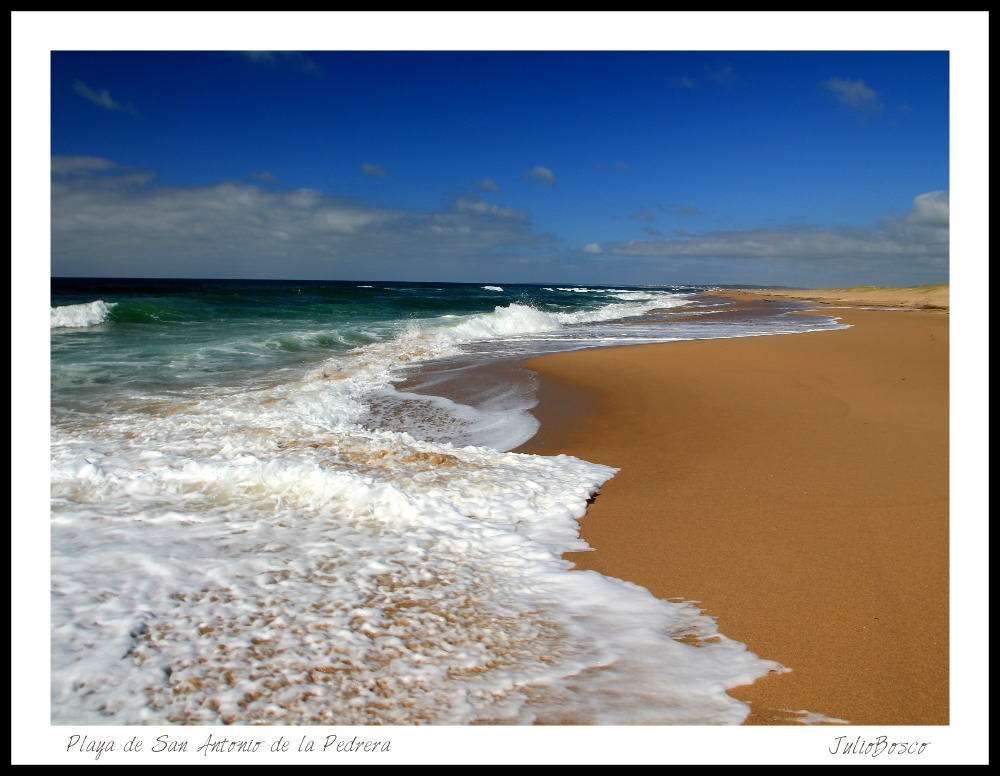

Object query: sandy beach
[515,288,949,726]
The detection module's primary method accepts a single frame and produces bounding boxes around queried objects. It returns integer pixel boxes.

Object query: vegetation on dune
[832,284,948,293]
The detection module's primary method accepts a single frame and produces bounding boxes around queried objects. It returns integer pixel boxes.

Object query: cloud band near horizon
[50,156,948,287]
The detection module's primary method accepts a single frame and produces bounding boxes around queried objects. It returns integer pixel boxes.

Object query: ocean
[50,278,846,725]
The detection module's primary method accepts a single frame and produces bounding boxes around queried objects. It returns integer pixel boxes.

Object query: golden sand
[515,290,949,725]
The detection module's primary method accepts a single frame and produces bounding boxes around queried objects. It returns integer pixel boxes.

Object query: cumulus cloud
[671,64,736,90]
[668,203,701,217]
[73,80,134,113]
[455,194,527,220]
[361,163,387,178]
[51,155,154,186]
[822,77,882,112]
[51,158,546,279]
[51,156,119,176]
[600,191,949,286]
[905,190,949,226]
[581,243,603,255]
[248,170,278,183]
[473,178,501,193]
[522,166,556,186]
[705,65,736,85]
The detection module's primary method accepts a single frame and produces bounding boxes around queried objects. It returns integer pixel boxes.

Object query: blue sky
[23,14,985,287]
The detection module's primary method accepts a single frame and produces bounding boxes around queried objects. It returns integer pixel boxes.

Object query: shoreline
[514,290,949,725]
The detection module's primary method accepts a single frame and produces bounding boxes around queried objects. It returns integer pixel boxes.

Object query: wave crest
[51,300,117,329]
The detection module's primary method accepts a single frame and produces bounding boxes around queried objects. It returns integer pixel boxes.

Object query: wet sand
[515,290,949,725]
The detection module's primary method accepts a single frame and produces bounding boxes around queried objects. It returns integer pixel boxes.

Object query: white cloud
[51,156,119,176]
[670,64,735,90]
[249,170,278,184]
[455,194,527,220]
[361,163,387,178]
[473,178,501,193]
[668,203,701,217]
[705,65,736,85]
[581,242,603,254]
[601,191,949,286]
[51,155,155,186]
[522,166,556,186]
[73,80,134,113]
[51,159,546,280]
[822,77,882,112]
[906,190,949,226]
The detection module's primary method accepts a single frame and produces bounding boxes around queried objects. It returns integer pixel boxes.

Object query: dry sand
[723,283,949,310]
[515,288,949,725]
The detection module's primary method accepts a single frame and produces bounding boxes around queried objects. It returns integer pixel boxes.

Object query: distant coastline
[720,284,949,311]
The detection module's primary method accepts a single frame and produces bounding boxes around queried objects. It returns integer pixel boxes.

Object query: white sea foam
[434,297,689,346]
[50,292,784,724]
[297,297,691,394]
[777,709,851,725]
[51,300,116,328]
[362,385,535,451]
[50,285,812,725]
[50,363,779,724]
[482,285,504,291]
